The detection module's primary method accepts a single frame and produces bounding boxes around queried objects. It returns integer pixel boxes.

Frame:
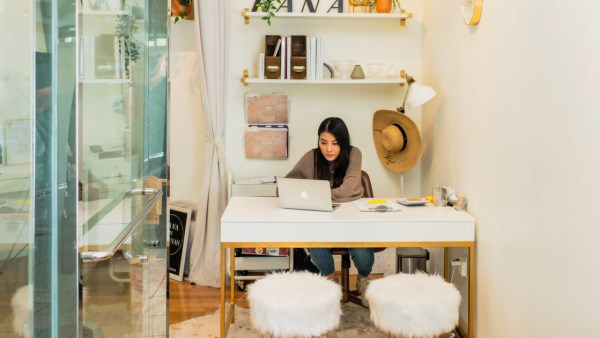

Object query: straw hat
[372,109,421,173]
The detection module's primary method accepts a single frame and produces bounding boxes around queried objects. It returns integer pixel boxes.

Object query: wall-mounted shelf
[242,8,412,25]
[241,69,406,86]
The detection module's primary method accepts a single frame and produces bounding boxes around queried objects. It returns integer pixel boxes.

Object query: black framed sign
[169,205,192,281]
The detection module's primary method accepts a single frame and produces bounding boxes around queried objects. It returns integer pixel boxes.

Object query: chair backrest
[361,170,374,198]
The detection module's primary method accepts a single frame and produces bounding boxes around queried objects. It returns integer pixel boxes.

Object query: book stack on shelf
[259,35,323,80]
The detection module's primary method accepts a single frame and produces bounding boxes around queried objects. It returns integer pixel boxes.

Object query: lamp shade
[405,84,437,109]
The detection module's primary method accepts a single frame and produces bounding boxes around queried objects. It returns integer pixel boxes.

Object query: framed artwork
[168,204,192,281]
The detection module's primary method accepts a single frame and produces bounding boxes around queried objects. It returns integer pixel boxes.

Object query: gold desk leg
[468,244,475,338]
[443,247,449,280]
[220,245,226,337]
[230,247,236,323]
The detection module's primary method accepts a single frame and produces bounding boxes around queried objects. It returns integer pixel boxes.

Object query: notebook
[277,177,340,212]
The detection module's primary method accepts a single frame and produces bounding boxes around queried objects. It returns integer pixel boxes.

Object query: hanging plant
[257,0,283,26]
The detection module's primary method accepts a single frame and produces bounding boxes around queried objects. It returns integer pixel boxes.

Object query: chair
[331,170,384,307]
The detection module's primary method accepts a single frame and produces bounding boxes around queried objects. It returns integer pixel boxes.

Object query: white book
[309,36,317,80]
[258,52,265,79]
[273,38,282,57]
[306,37,312,80]
[286,36,291,80]
[280,36,286,80]
[316,37,323,80]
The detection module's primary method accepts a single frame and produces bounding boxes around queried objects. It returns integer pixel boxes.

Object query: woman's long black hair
[314,117,352,188]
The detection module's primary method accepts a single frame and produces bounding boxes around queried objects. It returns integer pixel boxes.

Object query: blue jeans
[309,248,374,277]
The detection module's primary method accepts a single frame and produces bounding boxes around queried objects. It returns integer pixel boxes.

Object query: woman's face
[319,132,340,162]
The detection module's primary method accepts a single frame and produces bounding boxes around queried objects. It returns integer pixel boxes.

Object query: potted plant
[364,0,403,13]
[172,0,194,23]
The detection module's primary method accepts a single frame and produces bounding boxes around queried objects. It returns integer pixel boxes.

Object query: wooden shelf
[241,69,406,86]
[242,8,412,24]
[242,78,406,86]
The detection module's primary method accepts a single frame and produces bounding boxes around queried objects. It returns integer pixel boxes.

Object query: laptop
[277,177,340,212]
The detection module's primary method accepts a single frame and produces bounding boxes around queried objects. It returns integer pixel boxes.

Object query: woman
[285,117,374,303]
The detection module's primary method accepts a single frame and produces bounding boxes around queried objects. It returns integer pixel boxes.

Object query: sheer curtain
[187,0,229,287]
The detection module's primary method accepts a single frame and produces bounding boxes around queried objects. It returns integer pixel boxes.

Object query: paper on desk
[234,176,277,184]
[352,198,402,212]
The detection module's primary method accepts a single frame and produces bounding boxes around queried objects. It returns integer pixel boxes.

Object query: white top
[221,197,475,243]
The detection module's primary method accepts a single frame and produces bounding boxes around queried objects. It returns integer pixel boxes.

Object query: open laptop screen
[277,177,339,212]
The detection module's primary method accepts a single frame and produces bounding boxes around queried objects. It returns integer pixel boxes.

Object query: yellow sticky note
[367,199,387,205]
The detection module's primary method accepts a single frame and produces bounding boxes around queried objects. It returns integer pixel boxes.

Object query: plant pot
[171,0,194,20]
[375,0,392,13]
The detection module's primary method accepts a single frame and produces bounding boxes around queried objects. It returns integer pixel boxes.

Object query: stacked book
[260,35,324,80]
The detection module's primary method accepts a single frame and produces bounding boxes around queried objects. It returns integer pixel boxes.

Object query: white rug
[169,303,388,337]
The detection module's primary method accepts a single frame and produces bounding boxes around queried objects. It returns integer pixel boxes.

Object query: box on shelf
[290,35,307,79]
[264,35,281,79]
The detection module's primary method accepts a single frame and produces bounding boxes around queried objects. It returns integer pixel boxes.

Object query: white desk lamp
[397,72,437,114]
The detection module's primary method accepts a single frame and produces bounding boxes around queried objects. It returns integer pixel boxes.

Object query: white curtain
[187,0,229,287]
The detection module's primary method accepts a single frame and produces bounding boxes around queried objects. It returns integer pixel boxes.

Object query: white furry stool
[247,271,342,338]
[365,273,461,338]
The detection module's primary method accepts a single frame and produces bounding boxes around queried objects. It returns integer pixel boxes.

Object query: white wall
[225,0,426,198]
[422,1,600,336]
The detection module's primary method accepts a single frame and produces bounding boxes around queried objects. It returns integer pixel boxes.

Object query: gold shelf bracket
[242,8,250,24]
[399,69,407,86]
[241,69,249,86]
[400,10,413,26]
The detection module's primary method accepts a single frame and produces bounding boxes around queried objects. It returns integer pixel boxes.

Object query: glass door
[0,0,169,336]
[78,0,169,337]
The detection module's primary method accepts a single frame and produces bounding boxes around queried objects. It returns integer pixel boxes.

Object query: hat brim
[372,109,421,173]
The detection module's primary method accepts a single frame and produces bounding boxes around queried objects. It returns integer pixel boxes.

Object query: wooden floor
[169,278,248,325]
[169,272,365,325]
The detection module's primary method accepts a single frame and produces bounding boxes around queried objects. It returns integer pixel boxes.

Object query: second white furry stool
[365,272,461,338]
[247,271,342,338]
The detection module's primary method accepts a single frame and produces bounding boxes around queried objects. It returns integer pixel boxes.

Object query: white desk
[220,196,475,338]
